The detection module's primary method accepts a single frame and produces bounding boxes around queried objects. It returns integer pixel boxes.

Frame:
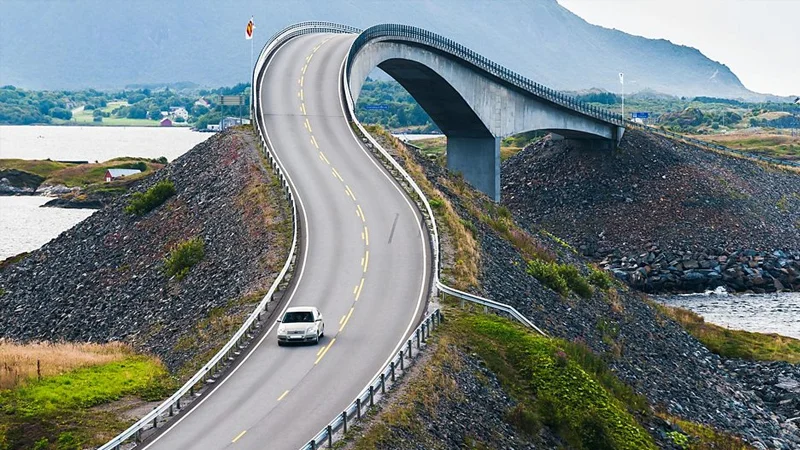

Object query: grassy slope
[1,158,163,188]
[687,131,800,161]
[69,102,161,127]
[0,348,172,449]
[654,303,800,364]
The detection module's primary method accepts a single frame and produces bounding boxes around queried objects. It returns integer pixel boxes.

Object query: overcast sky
[557,0,800,97]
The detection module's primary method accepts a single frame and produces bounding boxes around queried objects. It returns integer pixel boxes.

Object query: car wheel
[278,341,284,347]
[314,332,320,345]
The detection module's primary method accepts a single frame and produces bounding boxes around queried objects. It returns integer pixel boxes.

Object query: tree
[127,105,147,119]
[148,105,162,120]
[49,107,72,120]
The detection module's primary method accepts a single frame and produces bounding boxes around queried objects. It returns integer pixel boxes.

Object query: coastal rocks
[0,169,43,194]
[501,129,800,293]
[600,247,800,293]
[0,128,288,372]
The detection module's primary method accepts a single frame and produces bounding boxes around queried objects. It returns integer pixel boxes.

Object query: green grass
[0,159,75,178]
[70,102,163,127]
[163,236,205,280]
[351,311,655,449]
[0,356,172,449]
[527,259,593,298]
[659,414,754,449]
[655,304,800,364]
[125,179,176,215]
[691,133,800,161]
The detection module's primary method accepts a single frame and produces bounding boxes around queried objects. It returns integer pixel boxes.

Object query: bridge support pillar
[446,136,501,202]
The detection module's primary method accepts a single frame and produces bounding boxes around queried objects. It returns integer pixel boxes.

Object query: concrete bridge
[346,24,625,201]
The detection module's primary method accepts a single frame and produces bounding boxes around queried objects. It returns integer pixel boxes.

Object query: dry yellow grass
[0,340,132,390]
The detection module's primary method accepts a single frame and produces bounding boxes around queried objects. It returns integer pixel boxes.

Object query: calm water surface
[658,291,800,340]
[0,125,210,162]
[0,196,94,260]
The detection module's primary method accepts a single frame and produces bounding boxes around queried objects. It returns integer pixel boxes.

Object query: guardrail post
[399,350,405,371]
[416,329,421,349]
[153,416,158,429]
[369,385,374,407]
[407,339,412,359]
[380,373,386,394]
[356,398,361,420]
[342,411,348,434]
[310,440,316,450]
[169,404,174,417]
[390,361,396,382]
[135,429,142,443]
[177,397,181,409]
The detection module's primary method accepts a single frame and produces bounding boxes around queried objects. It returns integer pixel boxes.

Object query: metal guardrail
[345,23,624,127]
[629,121,800,168]
[300,309,442,450]
[437,283,547,336]
[97,22,362,450]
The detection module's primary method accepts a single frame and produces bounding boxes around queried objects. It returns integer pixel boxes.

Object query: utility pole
[619,72,625,120]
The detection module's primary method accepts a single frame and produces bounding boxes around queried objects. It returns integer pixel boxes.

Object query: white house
[194,98,211,108]
[169,107,189,120]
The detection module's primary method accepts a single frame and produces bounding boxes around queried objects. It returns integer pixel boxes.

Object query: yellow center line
[364,226,369,246]
[331,167,343,182]
[339,307,355,332]
[232,430,247,443]
[345,185,356,201]
[363,250,370,273]
[319,152,330,164]
[341,313,347,324]
[277,390,290,401]
[355,277,365,301]
[300,76,304,87]
[357,204,365,222]
[311,135,319,149]
[314,338,336,365]
[302,64,307,74]
[307,53,313,63]
[316,345,326,356]
[305,118,312,132]
[301,103,306,115]
[300,89,304,101]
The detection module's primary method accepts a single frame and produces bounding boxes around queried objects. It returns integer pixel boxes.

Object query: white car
[277,306,325,345]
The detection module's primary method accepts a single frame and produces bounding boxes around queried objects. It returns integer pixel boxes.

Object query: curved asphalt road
[141,33,429,450]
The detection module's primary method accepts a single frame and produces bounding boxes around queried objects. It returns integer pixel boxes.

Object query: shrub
[125,179,175,215]
[429,197,444,209]
[164,237,205,280]
[527,259,569,296]
[588,267,615,290]
[558,264,593,298]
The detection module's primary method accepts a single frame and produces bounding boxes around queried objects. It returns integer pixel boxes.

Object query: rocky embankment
[379,135,800,449]
[0,128,290,372]
[502,129,800,293]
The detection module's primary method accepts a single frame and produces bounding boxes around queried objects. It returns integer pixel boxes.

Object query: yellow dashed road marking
[300,76,304,87]
[232,430,247,443]
[311,135,319,149]
[357,204,365,222]
[345,185,355,201]
[331,167,343,182]
[319,152,329,164]
[314,338,335,365]
[355,277,364,301]
[302,64,307,74]
[305,118,312,132]
[364,226,369,246]
[277,390,289,401]
[340,313,347,324]
[339,307,355,332]
[301,103,306,115]
[363,250,369,272]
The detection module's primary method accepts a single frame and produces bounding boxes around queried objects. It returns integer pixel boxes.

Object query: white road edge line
[140,35,314,450]
[335,35,430,388]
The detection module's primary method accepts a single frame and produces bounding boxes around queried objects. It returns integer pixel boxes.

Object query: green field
[67,101,188,127]
[1,158,164,188]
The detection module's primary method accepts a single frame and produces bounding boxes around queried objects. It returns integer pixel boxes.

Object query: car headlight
[306,326,317,335]
[278,326,286,335]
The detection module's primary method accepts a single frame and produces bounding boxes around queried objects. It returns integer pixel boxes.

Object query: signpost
[220,95,246,122]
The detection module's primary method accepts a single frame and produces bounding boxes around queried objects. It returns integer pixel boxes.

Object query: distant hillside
[0,0,762,99]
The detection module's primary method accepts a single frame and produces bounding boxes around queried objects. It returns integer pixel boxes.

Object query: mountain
[0,0,761,99]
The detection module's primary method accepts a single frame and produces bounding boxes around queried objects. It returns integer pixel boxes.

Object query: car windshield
[282,311,314,323]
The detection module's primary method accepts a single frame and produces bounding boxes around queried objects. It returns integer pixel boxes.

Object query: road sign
[631,112,649,119]
[363,104,389,110]
[220,95,245,106]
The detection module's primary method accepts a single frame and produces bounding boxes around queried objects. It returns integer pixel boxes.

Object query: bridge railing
[345,23,624,127]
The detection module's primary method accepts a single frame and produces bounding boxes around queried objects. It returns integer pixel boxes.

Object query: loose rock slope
[0,127,290,372]
[502,129,800,293]
[360,133,800,449]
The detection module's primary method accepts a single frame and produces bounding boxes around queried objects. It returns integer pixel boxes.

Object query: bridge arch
[345,25,625,200]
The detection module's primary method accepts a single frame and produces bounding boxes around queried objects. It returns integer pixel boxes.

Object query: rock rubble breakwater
[601,247,800,293]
